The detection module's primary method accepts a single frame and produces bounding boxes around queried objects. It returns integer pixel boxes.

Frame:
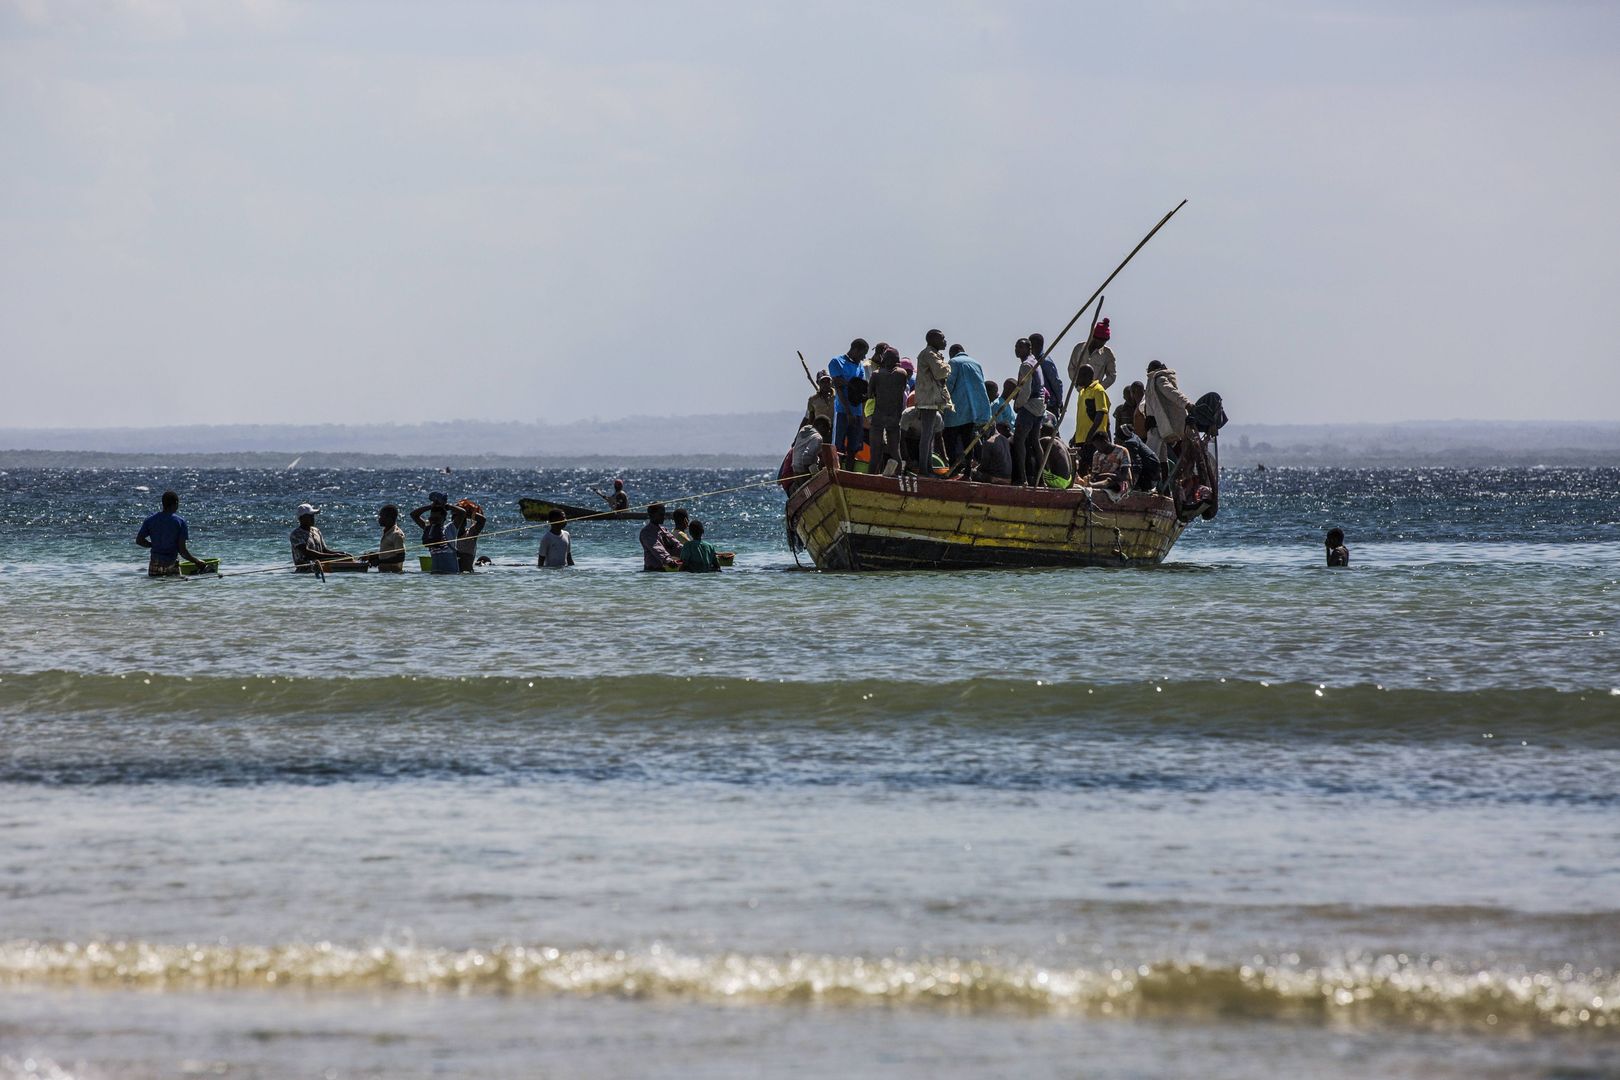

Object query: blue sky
[2,0,1617,426]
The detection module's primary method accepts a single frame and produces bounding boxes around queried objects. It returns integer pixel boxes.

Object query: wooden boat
[785,448,1214,571]
[519,497,644,523]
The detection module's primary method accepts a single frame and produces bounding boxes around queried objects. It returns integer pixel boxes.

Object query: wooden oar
[946,199,1187,477]
[1035,295,1104,483]
[796,351,818,390]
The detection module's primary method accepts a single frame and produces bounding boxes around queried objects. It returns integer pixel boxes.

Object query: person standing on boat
[912,329,953,474]
[640,502,684,571]
[827,338,870,469]
[1070,362,1111,474]
[290,504,356,571]
[867,347,909,475]
[609,479,630,511]
[409,494,460,575]
[803,374,835,432]
[1029,333,1065,424]
[1010,338,1046,486]
[1068,317,1117,392]
[538,509,574,568]
[136,490,211,577]
[942,344,990,466]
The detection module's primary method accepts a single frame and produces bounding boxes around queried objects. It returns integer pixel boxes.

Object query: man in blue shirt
[136,490,211,577]
[942,344,990,465]
[826,337,870,469]
[1030,331,1065,424]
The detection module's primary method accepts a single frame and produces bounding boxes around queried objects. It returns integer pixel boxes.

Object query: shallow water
[0,466,1616,1077]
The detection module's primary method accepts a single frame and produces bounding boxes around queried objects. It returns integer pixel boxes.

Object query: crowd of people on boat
[786,322,1224,510]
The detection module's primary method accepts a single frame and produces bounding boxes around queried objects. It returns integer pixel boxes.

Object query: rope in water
[219,471,811,579]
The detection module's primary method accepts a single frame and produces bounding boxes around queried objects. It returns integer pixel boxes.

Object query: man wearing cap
[1068,317,1117,392]
[802,374,835,434]
[912,329,953,474]
[290,504,355,571]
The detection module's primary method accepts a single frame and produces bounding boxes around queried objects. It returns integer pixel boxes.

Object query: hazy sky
[3,0,1617,427]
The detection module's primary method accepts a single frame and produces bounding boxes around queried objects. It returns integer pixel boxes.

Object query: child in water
[1325,527,1350,567]
[680,519,721,573]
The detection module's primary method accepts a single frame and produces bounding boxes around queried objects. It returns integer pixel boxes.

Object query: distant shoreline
[2,448,1617,470]
[0,450,783,470]
[1,417,1616,470]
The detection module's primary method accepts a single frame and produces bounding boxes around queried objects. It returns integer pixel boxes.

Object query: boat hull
[785,462,1188,571]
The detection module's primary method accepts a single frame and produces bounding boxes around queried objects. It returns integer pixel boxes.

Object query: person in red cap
[1068,317,1117,393]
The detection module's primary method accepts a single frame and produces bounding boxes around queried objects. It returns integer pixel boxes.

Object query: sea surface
[0,465,1616,1079]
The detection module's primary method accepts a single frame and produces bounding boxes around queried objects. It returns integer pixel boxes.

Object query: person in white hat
[289,504,355,571]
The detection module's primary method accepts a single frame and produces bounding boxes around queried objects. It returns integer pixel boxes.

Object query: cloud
[1,1,1617,426]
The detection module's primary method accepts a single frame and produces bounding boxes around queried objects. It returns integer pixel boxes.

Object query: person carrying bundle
[410,494,461,575]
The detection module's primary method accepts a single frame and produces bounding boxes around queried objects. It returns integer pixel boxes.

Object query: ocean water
[0,465,1616,1079]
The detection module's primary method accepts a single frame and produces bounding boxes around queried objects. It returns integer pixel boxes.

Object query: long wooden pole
[796,350,818,390]
[946,199,1187,476]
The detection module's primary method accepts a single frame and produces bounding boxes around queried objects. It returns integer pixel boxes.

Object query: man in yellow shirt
[1070,362,1111,473]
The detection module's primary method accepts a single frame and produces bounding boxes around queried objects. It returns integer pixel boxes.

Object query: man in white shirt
[538,509,574,568]
[791,417,829,475]
[1068,317,1117,391]
[369,503,407,572]
[289,503,355,570]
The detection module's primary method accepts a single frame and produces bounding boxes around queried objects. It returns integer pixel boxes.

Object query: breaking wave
[2,671,1616,737]
[0,939,1612,1034]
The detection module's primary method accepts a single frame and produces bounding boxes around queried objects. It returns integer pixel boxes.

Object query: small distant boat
[519,498,644,523]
